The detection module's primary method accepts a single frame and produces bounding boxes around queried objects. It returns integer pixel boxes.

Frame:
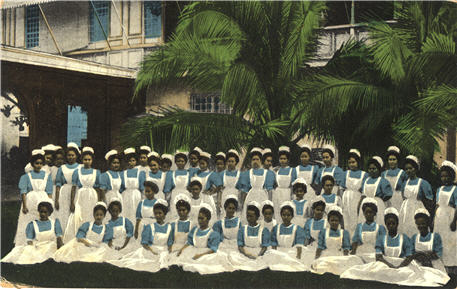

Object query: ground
[1,201,456,288]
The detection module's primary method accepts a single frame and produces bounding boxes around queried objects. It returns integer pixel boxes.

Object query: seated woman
[3,201,63,264]
[311,206,357,276]
[227,201,270,271]
[53,202,112,263]
[263,201,308,272]
[212,195,241,252]
[108,199,173,273]
[304,197,327,247]
[175,204,231,274]
[291,178,309,227]
[341,208,450,287]
[259,200,277,231]
[133,181,160,240]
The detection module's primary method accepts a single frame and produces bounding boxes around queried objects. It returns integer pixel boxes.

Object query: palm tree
[299,1,457,175]
[121,1,326,163]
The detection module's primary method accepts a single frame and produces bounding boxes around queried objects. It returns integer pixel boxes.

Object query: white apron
[221,171,241,211]
[105,217,138,261]
[399,179,426,237]
[63,168,98,243]
[169,220,192,252]
[105,172,122,221]
[56,165,79,234]
[186,196,217,227]
[15,172,51,245]
[434,186,457,267]
[291,200,307,227]
[145,172,166,200]
[357,178,385,225]
[309,219,328,242]
[342,171,365,236]
[122,170,143,225]
[415,233,447,272]
[136,200,156,239]
[260,219,277,232]
[273,168,293,221]
[384,170,404,211]
[168,172,189,217]
[357,223,379,256]
[320,167,339,195]
[242,170,269,224]
[218,218,240,252]
[296,165,317,201]
[4,219,58,264]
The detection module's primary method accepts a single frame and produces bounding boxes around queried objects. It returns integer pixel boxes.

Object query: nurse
[3,201,63,265]
[219,149,243,212]
[381,146,407,211]
[164,151,191,213]
[15,149,53,245]
[144,151,167,200]
[136,146,152,174]
[304,197,327,246]
[295,144,319,202]
[259,200,277,231]
[121,148,145,224]
[54,142,81,235]
[320,175,342,210]
[188,147,203,176]
[262,148,274,171]
[169,194,193,253]
[315,144,344,195]
[160,154,173,173]
[99,150,123,208]
[273,146,297,221]
[291,178,309,226]
[133,181,159,240]
[398,155,433,237]
[212,195,242,252]
[209,152,225,212]
[434,161,457,272]
[240,148,275,224]
[193,151,213,191]
[184,177,217,226]
[342,149,367,236]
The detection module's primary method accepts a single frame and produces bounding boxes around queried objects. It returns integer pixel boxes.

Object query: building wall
[0,95,29,154]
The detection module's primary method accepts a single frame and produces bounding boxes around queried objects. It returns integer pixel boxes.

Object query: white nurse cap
[105,149,118,161]
[53,145,63,151]
[139,146,152,153]
[216,152,226,159]
[441,160,457,176]
[406,155,420,169]
[361,197,378,207]
[199,203,214,216]
[280,201,295,212]
[161,154,173,162]
[299,143,312,151]
[190,176,203,185]
[278,146,290,153]
[414,208,430,217]
[41,144,55,152]
[384,207,399,217]
[327,205,343,215]
[108,197,122,206]
[94,202,107,209]
[247,201,261,211]
[349,149,361,158]
[147,151,160,159]
[175,150,188,157]
[372,156,384,168]
[154,198,168,208]
[174,193,191,205]
[82,146,94,154]
[311,195,326,204]
[322,144,336,156]
[262,148,272,155]
[67,142,80,154]
[32,149,45,156]
[292,178,308,187]
[227,149,240,158]
[123,147,136,155]
[223,194,238,205]
[250,147,263,154]
[200,152,211,159]
[387,146,400,154]
[191,147,203,154]
[261,200,274,208]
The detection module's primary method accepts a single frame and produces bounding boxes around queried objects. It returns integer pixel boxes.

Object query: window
[325,1,394,26]
[67,106,88,147]
[144,1,161,38]
[190,93,232,114]
[25,5,39,48]
[90,1,110,42]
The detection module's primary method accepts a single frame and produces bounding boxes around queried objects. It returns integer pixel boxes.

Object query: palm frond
[416,85,457,123]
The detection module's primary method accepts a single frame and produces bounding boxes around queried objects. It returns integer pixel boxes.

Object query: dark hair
[108,201,122,213]
[138,148,150,155]
[189,149,201,157]
[153,203,169,215]
[67,147,80,157]
[247,205,260,218]
[300,147,312,156]
[262,152,273,162]
[386,150,400,161]
[440,166,456,181]
[189,180,202,189]
[362,202,378,214]
[224,198,239,210]
[280,205,294,217]
[292,183,307,194]
[81,151,94,159]
[262,204,274,214]
[404,158,419,171]
[108,155,120,165]
[37,201,53,215]
[160,158,172,166]
[327,210,343,221]
[250,151,262,160]
[384,213,399,224]
[30,154,45,164]
[199,207,212,220]
[368,158,382,171]
[312,200,326,210]
[176,200,191,211]
[199,155,210,163]
[174,153,188,163]
[278,150,290,160]
[215,155,226,163]
[143,181,159,193]
[414,213,430,224]
[347,152,361,168]
[124,152,138,161]
[148,156,161,165]
[321,175,335,185]
[55,148,65,156]
[226,152,240,164]
[322,148,334,158]
[93,204,107,215]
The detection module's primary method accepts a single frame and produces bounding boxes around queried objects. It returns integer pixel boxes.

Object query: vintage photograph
[1,0,456,288]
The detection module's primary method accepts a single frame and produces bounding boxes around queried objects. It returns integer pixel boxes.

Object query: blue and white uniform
[352,222,387,255]
[145,170,168,200]
[317,228,351,257]
[382,168,407,210]
[121,168,145,224]
[434,185,457,267]
[212,216,242,251]
[164,169,190,207]
[99,170,123,209]
[316,165,345,195]
[304,218,328,245]
[135,198,158,237]
[294,164,319,200]
[169,219,193,252]
[342,170,367,235]
[273,167,296,221]
[220,170,243,210]
[358,177,393,225]
[292,199,308,226]
[411,232,446,272]
[55,163,80,234]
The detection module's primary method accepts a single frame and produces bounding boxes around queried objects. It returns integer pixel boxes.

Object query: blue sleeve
[264,170,276,191]
[342,230,351,250]
[102,225,113,243]
[167,225,175,246]
[93,170,101,189]
[26,221,35,240]
[119,171,126,193]
[403,234,413,257]
[76,222,90,239]
[212,221,223,238]
[450,189,457,208]
[399,170,408,190]
[141,224,152,245]
[317,229,326,250]
[375,233,384,254]
[163,171,174,193]
[186,227,196,246]
[55,167,64,187]
[304,219,311,241]
[54,219,63,237]
[291,167,297,185]
[125,218,134,238]
[334,167,345,187]
[240,171,250,193]
[71,170,79,186]
[135,201,143,219]
[419,180,433,201]
[18,174,30,195]
[99,173,110,191]
[315,167,323,185]
[235,173,243,191]
[208,231,221,252]
[352,224,362,244]
[410,234,417,255]
[433,233,443,257]
[237,226,245,247]
[138,171,146,192]
[312,165,319,185]
[45,174,54,195]
[270,225,278,246]
[378,225,387,240]
[294,226,305,246]
[378,178,393,199]
[341,171,348,189]
[261,227,270,247]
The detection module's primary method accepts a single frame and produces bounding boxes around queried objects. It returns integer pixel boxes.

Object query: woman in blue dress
[144,151,167,200]
[212,195,242,252]
[188,147,203,176]
[291,178,309,226]
[121,148,145,224]
[381,146,407,211]
[164,151,191,215]
[273,146,297,221]
[316,144,344,195]
[294,144,319,202]
[304,197,327,247]
[136,145,151,175]
[219,149,243,213]
[99,150,123,210]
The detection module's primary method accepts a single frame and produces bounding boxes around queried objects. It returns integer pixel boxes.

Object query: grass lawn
[1,201,456,288]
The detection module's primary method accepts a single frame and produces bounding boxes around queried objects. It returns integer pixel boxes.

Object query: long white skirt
[399,199,425,237]
[55,184,73,235]
[242,188,268,224]
[434,205,457,267]
[263,246,314,272]
[340,256,450,287]
[311,254,364,276]
[390,190,403,211]
[14,191,50,245]
[357,197,386,226]
[122,189,142,225]
[227,247,269,271]
[272,187,292,221]
[108,245,169,273]
[2,240,57,265]
[170,247,232,274]
[53,238,110,263]
[342,190,361,236]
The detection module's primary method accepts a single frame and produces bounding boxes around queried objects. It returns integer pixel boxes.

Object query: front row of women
[2,191,451,287]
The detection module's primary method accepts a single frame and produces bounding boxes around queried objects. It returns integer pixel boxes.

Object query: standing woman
[136,146,151,175]
[194,151,213,191]
[398,155,433,237]
[121,148,145,224]
[295,144,319,202]
[164,151,191,207]
[64,147,101,243]
[41,144,55,175]
[160,154,173,173]
[54,142,81,236]
[51,146,65,200]
[316,145,344,195]
[357,156,393,226]
[241,148,276,224]
[262,148,274,171]
[145,151,167,200]
[209,152,225,212]
[99,150,123,208]
[342,149,368,236]
[220,149,243,211]
[273,146,297,221]
[381,146,407,211]
[434,161,457,272]
[188,147,203,176]
[15,149,54,245]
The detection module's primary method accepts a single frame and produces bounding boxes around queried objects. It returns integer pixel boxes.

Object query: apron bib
[122,170,142,224]
[242,170,269,224]
[105,172,122,206]
[146,172,166,200]
[399,179,425,237]
[343,171,364,236]
[273,168,293,221]
[297,165,316,200]
[357,224,378,255]
[358,178,385,225]
[384,170,404,211]
[310,219,327,241]
[384,234,403,258]
[415,233,446,272]
[277,224,297,248]
[221,171,241,207]
[321,229,344,257]
[138,200,156,237]
[434,186,457,266]
[112,217,127,248]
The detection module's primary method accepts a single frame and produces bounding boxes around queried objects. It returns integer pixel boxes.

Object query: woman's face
[215,159,225,172]
[127,157,137,169]
[144,186,155,200]
[189,184,201,199]
[110,158,120,171]
[323,180,334,194]
[322,152,333,167]
[38,205,50,221]
[280,208,293,225]
[189,153,199,167]
[263,156,273,169]
[161,161,171,172]
[415,216,429,234]
[368,163,380,178]
[175,157,186,170]
[226,157,237,170]
[279,155,288,167]
[66,150,77,164]
[82,154,93,168]
[225,202,237,218]
[404,163,417,178]
[54,153,65,167]
[154,208,165,223]
[300,151,310,166]
[328,215,340,230]
[387,155,398,170]
[263,208,273,222]
[93,209,105,223]
[44,153,53,166]
[385,216,398,234]
[246,209,258,225]
[251,155,261,169]
[440,170,453,186]
[363,206,376,223]
[198,212,209,228]
[313,205,325,220]
[109,204,121,218]
[199,159,208,171]
[32,158,44,172]
[294,185,306,200]
[149,160,160,173]
[347,157,358,171]
[177,205,189,219]
[139,154,148,167]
